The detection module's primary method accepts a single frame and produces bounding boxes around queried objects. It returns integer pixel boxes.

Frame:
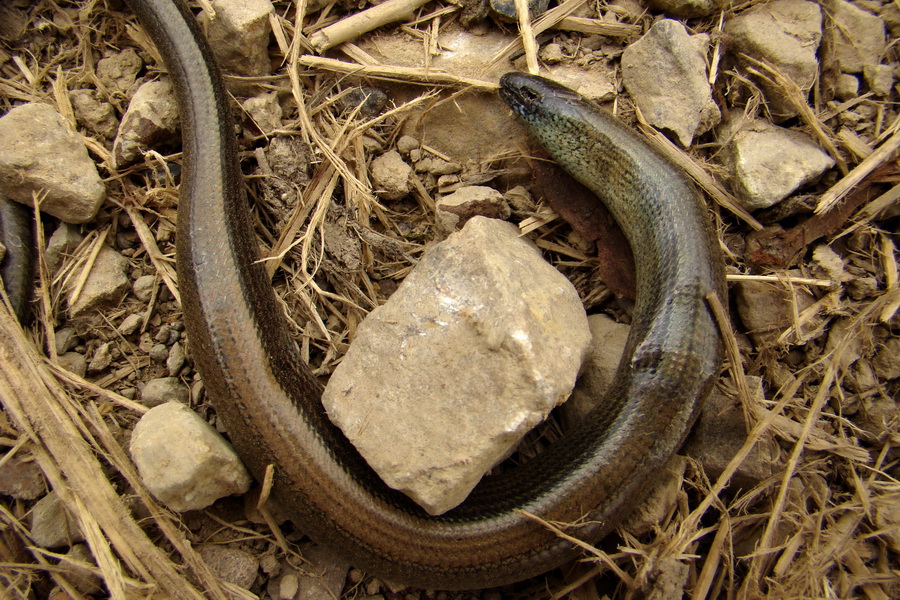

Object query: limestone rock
[0,103,105,223]
[562,313,630,426]
[322,217,590,514]
[825,0,886,74]
[734,272,816,346]
[203,0,274,79]
[113,79,180,168]
[718,112,834,211]
[45,223,83,275]
[130,402,252,511]
[69,89,118,139]
[725,0,823,118]
[370,150,411,201]
[30,491,84,548]
[622,19,718,146]
[436,186,510,234]
[68,246,130,318]
[141,377,190,408]
[197,544,259,590]
[95,48,142,96]
[683,377,780,491]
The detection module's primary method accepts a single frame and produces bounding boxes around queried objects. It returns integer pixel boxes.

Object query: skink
[122,1,725,589]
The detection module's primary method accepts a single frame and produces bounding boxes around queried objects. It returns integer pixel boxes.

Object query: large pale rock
[323,217,590,514]
[622,19,719,146]
[725,0,822,117]
[0,103,105,223]
[130,402,251,511]
[718,112,834,211]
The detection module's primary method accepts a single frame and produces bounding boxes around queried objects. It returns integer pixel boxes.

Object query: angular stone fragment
[622,19,718,146]
[113,79,180,168]
[718,112,834,210]
[0,103,105,223]
[130,402,251,511]
[68,246,130,318]
[825,0,886,74]
[436,186,510,234]
[322,217,590,514]
[370,150,411,201]
[734,271,817,346]
[725,0,822,117]
[203,0,274,79]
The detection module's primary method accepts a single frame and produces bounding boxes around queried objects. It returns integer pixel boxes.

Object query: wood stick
[309,0,432,52]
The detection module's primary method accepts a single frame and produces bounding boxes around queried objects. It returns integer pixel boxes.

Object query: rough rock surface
[724,0,822,117]
[130,402,252,512]
[370,150,412,200]
[718,113,835,210]
[734,272,817,346]
[648,0,724,18]
[113,80,180,168]
[0,103,105,223]
[197,544,259,590]
[825,0,886,74]
[68,246,130,318]
[203,0,274,79]
[29,491,84,548]
[562,313,630,426]
[622,19,718,146]
[322,217,590,514]
[436,185,511,234]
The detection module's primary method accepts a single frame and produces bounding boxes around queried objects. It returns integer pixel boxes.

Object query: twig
[309,0,432,52]
[816,129,900,214]
[514,0,540,75]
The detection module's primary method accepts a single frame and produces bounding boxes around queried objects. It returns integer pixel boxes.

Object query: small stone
[0,103,106,223]
[322,217,590,514]
[45,223,83,275]
[149,343,169,363]
[683,377,780,490]
[396,135,419,155]
[490,0,550,20]
[133,274,157,302]
[835,73,860,100]
[57,352,87,378]
[242,91,283,134]
[825,0,886,74]
[561,314,630,426]
[734,274,816,346]
[96,48,142,95]
[811,244,844,282]
[30,491,84,548]
[622,19,718,146]
[197,544,259,590]
[370,150,412,201]
[425,158,462,176]
[203,0,274,79]
[854,396,899,442]
[88,342,114,373]
[113,79,180,168]
[55,327,80,354]
[539,43,565,64]
[266,543,349,600]
[546,66,617,102]
[872,337,900,380]
[68,247,130,318]
[130,402,252,511]
[118,313,144,336]
[436,186,511,234]
[863,64,894,97]
[69,89,118,139]
[718,112,834,210]
[0,454,45,500]
[336,87,388,119]
[141,377,190,407]
[167,341,186,376]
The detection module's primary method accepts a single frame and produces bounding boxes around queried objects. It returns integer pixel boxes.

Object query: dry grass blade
[514,0,540,75]
[835,184,900,239]
[309,0,432,52]
[296,55,497,88]
[487,0,589,71]
[816,129,900,215]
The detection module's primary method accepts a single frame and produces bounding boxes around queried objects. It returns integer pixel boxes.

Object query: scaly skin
[118,2,725,589]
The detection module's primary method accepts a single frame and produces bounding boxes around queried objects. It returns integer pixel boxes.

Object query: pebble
[0,454,46,500]
[118,313,144,336]
[68,246,130,318]
[435,186,511,235]
[242,91,283,134]
[202,0,274,81]
[734,272,816,346]
[166,341,186,376]
[29,491,84,548]
[45,223,83,275]
[112,79,180,168]
[197,543,259,590]
[826,0,886,74]
[140,377,190,407]
[370,150,412,201]
[130,402,252,512]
